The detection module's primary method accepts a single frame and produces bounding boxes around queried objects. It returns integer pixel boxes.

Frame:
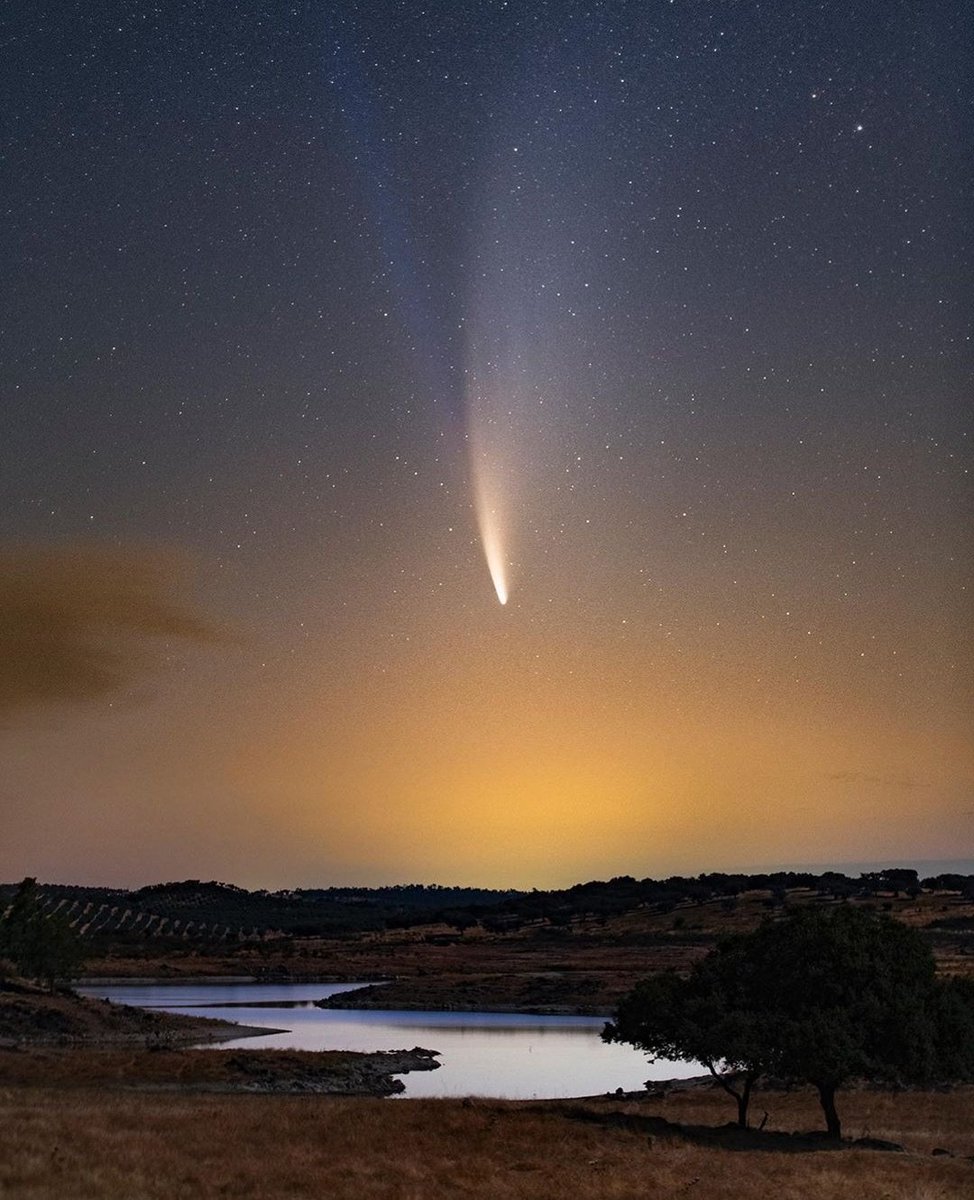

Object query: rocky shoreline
[0,1043,441,1097]
[211,1047,441,1095]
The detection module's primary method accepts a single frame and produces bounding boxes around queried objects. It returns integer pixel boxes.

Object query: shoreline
[0,982,286,1050]
[81,976,614,1018]
[78,975,260,987]
[0,1044,442,1097]
[1,1018,284,1049]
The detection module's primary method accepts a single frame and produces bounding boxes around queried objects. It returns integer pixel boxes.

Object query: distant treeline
[0,879,523,945]
[415,868,974,934]
[1,869,971,949]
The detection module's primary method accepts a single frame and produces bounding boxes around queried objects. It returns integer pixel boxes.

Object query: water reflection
[79,982,698,1099]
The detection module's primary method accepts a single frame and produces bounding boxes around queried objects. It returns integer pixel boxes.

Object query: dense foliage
[605,905,974,1137]
[604,943,770,1126]
[0,878,85,989]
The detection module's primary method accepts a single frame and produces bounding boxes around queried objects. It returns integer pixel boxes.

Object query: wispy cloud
[0,543,223,718]
[824,770,931,791]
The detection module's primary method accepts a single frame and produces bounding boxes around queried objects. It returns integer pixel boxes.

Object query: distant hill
[2,869,973,959]
[0,879,523,947]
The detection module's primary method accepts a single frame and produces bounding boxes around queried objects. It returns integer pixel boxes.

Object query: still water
[79,981,698,1099]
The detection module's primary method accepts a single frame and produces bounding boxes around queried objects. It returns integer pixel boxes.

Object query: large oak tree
[605,904,971,1138]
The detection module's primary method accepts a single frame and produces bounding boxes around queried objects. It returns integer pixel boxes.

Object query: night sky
[1,1,970,888]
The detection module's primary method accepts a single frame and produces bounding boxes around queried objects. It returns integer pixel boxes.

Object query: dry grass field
[1,1084,971,1200]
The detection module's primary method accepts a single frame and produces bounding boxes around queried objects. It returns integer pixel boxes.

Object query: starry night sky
[1,1,970,887]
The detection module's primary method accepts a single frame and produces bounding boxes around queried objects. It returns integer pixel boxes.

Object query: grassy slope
[0,982,263,1045]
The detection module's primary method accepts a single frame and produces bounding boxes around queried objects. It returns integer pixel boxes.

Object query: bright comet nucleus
[470,433,510,605]
[481,515,508,605]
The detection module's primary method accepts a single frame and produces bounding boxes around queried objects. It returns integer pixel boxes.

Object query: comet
[477,495,509,605]
[471,438,509,605]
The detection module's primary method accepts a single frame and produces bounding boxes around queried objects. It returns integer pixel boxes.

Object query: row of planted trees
[604,904,974,1138]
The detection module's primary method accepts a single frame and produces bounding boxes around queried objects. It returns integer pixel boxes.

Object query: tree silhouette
[604,942,769,1127]
[606,905,968,1138]
[0,877,85,990]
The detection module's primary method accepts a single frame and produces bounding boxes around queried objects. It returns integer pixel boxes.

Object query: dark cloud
[0,544,222,717]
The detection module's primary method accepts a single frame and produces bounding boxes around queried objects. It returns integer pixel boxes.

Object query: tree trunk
[816,1082,841,1139]
[736,1075,753,1128]
[707,1065,756,1129]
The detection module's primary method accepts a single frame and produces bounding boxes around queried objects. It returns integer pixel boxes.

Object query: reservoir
[78,981,699,1099]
